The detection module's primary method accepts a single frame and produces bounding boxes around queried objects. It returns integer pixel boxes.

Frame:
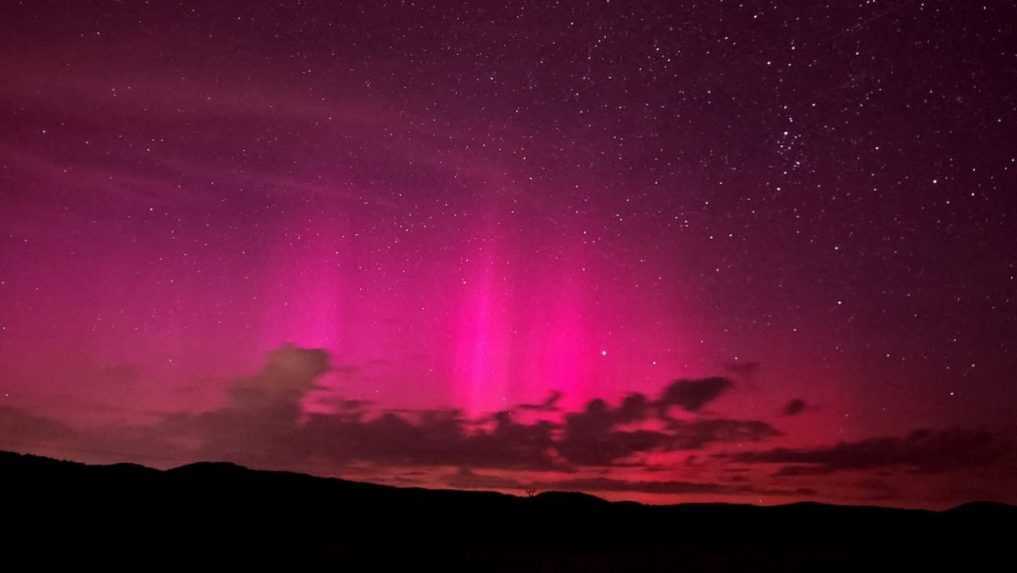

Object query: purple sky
[1,1,1016,508]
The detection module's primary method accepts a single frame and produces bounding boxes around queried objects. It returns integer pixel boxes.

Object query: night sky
[2,1,1016,508]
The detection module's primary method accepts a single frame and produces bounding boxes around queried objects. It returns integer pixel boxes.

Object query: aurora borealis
[1,1,1016,508]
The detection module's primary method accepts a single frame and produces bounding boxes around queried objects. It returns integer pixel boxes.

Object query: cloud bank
[3,345,1015,507]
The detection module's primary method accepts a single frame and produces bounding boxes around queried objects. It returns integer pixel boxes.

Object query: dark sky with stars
[1,0,1016,508]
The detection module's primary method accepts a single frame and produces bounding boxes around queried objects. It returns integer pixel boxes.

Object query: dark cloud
[180,345,330,465]
[551,386,778,466]
[729,428,1013,475]
[304,408,560,471]
[227,344,331,412]
[782,399,807,417]
[3,350,1014,510]
[4,348,757,475]
[15,346,1013,506]
[515,390,562,413]
[150,351,769,472]
[656,377,732,414]
[666,419,782,450]
[524,380,742,467]
[0,406,76,448]
[130,347,562,471]
[616,393,651,424]
[556,398,670,465]
[333,399,373,413]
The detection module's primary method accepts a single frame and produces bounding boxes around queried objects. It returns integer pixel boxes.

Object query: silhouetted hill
[2,450,1013,569]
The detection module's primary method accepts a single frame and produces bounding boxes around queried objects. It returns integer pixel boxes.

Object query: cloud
[152,345,333,468]
[782,399,807,417]
[656,377,732,414]
[11,345,1012,506]
[139,349,771,473]
[0,406,76,448]
[549,381,776,466]
[138,347,563,471]
[515,390,562,413]
[616,393,651,424]
[304,408,560,471]
[665,419,781,450]
[226,344,331,411]
[556,398,670,465]
[727,428,1013,475]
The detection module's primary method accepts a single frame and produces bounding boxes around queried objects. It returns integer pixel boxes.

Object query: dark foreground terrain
[2,450,1013,570]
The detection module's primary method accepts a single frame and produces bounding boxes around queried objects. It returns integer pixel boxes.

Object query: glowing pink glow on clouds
[4,0,1017,508]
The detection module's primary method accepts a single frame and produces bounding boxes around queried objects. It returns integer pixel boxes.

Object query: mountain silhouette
[3,450,1012,569]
